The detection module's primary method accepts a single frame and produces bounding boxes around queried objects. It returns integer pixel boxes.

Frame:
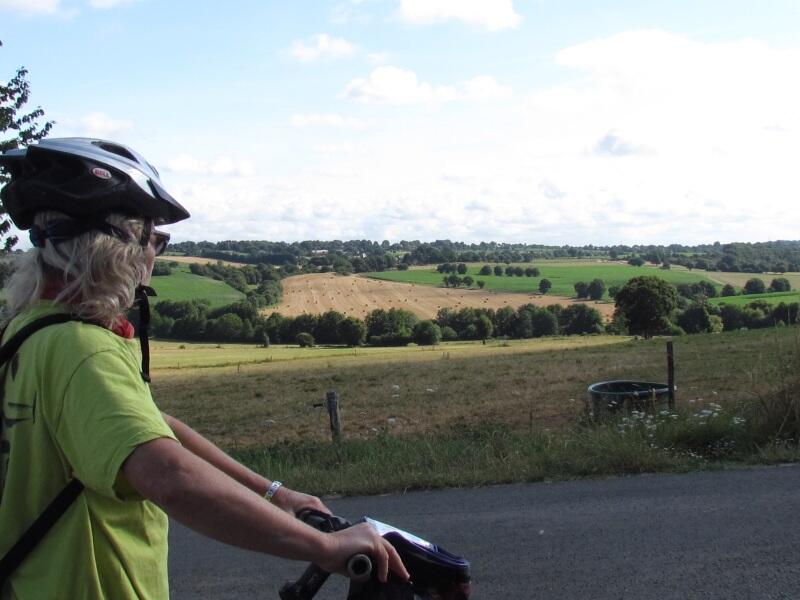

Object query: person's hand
[320,522,410,583]
[271,485,331,516]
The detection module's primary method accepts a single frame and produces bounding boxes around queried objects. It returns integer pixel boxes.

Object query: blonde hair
[3,211,148,328]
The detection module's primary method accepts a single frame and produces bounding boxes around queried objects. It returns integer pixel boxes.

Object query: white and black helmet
[0,137,190,230]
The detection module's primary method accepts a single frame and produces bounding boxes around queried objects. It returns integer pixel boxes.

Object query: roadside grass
[153,326,800,495]
[364,261,717,299]
[708,290,800,307]
[232,411,800,497]
[149,263,245,307]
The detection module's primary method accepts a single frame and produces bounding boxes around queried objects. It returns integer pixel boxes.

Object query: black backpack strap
[0,313,75,364]
[0,479,84,582]
[0,313,86,585]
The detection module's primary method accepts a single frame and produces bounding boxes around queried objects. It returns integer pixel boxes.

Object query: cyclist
[0,138,408,599]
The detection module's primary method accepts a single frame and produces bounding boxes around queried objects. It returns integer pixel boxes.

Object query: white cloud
[165,31,800,247]
[77,112,134,138]
[289,34,357,63]
[399,0,521,31]
[164,154,255,177]
[344,67,512,104]
[0,0,60,14]
[291,113,367,129]
[87,0,136,7]
[461,75,513,101]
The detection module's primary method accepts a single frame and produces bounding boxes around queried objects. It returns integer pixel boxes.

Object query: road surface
[169,464,800,599]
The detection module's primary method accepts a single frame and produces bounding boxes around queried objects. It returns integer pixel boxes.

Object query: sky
[1,0,799,247]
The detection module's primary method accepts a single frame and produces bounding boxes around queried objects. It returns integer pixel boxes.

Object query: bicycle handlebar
[345,554,372,582]
[278,510,370,600]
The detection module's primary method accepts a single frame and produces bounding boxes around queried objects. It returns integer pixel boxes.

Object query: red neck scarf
[40,284,135,339]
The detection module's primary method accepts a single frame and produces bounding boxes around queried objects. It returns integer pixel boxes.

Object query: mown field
[709,290,800,307]
[271,273,615,320]
[365,260,717,298]
[150,262,244,307]
[150,325,799,451]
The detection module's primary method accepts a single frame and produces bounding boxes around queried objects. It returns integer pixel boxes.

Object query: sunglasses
[152,229,170,256]
[136,219,170,256]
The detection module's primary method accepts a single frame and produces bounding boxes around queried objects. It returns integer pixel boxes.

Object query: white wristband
[265,480,282,502]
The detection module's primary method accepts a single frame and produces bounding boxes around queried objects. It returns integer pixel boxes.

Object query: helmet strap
[29,219,132,248]
[134,284,156,383]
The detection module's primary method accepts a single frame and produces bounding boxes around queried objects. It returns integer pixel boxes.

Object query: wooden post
[666,341,675,410]
[326,391,341,442]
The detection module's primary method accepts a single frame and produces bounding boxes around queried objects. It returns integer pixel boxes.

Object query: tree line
[149,301,606,346]
[147,272,798,346]
[611,275,799,338]
[165,238,800,276]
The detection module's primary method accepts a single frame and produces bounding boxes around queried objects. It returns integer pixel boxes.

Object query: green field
[150,324,800,494]
[709,290,800,307]
[149,335,627,371]
[365,261,718,299]
[149,264,245,307]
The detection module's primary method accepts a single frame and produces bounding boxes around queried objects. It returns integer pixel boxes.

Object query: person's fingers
[384,539,410,581]
[375,538,390,583]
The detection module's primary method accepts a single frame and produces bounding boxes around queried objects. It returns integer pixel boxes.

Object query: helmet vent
[94,141,138,163]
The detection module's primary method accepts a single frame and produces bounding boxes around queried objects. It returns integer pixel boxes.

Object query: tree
[457,263,467,275]
[628,257,645,267]
[530,308,558,337]
[208,313,244,341]
[315,310,345,344]
[476,280,485,289]
[574,281,589,298]
[151,261,172,276]
[560,304,604,335]
[338,316,366,346]
[1,41,55,251]
[493,265,503,276]
[770,277,791,293]
[475,314,493,343]
[505,266,515,276]
[494,306,515,336]
[587,278,606,301]
[510,310,534,338]
[462,275,474,287]
[721,284,737,297]
[614,276,678,338]
[539,279,552,294]
[744,278,766,295]
[607,285,621,300]
[677,304,715,334]
[524,267,540,277]
[412,320,442,346]
[296,332,315,347]
[479,265,492,276]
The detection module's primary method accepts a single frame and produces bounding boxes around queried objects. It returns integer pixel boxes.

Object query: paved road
[169,465,800,599]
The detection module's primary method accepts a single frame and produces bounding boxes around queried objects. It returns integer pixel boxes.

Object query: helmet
[0,137,190,230]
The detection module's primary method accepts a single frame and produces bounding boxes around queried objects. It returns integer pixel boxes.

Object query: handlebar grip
[346,553,372,582]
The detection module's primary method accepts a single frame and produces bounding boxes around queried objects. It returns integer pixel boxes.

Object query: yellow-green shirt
[0,302,176,599]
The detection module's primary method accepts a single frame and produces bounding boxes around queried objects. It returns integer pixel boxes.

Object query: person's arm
[161,411,327,516]
[121,437,409,582]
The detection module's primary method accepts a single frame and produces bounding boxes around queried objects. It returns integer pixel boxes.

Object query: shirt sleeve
[55,347,176,499]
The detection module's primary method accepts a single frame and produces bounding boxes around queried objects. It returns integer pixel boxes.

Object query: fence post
[326,391,341,442]
[666,341,675,410]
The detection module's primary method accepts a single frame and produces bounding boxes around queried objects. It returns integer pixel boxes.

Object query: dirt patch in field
[268,273,614,320]
[159,255,244,268]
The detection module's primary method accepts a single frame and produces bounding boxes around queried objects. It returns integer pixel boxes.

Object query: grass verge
[231,415,800,497]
